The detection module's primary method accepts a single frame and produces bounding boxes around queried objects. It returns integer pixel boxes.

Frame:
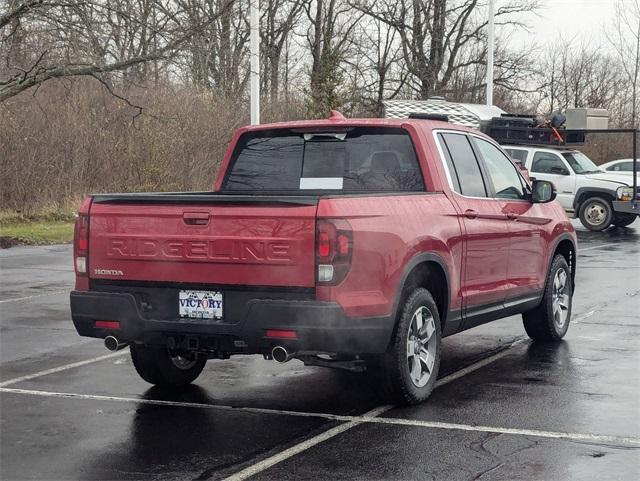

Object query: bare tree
[304,0,364,116]
[607,0,640,128]
[0,0,235,102]
[353,14,405,114]
[260,0,304,101]
[535,40,625,120]
[351,0,539,100]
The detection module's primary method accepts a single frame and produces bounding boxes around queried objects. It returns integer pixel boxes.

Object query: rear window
[222,127,425,193]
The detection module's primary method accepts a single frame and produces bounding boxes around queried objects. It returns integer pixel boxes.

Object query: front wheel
[522,255,573,342]
[612,213,637,228]
[130,344,206,387]
[376,288,441,405]
[578,196,613,231]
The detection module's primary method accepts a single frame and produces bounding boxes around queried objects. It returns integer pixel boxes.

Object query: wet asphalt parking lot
[1,220,639,481]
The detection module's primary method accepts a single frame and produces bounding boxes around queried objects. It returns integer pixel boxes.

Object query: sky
[506,0,620,49]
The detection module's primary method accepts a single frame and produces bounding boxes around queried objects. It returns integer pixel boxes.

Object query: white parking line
[221,404,393,481]
[578,243,620,253]
[435,339,525,388]
[0,338,526,480]
[0,387,360,420]
[355,416,640,446]
[0,351,127,388]
[223,339,527,480]
[572,309,596,324]
[0,290,68,304]
[0,387,637,449]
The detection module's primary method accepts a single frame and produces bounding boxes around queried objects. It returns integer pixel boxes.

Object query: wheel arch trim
[573,187,617,211]
[393,252,452,331]
[548,233,577,291]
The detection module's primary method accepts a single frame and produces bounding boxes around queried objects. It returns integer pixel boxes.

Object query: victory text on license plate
[178,290,223,319]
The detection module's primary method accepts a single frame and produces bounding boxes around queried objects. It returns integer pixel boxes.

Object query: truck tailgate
[87,195,318,287]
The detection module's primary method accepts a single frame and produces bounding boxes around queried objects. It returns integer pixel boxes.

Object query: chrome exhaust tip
[271,346,293,363]
[104,336,128,352]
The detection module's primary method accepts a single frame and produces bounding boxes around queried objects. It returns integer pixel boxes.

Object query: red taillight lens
[317,222,337,261]
[316,219,352,285]
[318,232,331,258]
[337,234,350,256]
[95,320,120,329]
[265,329,298,339]
[74,214,88,254]
[74,214,89,276]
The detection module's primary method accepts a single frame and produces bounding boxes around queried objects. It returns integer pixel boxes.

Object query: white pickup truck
[504,145,639,231]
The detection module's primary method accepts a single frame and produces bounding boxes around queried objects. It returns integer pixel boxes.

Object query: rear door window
[438,133,488,197]
[222,127,425,193]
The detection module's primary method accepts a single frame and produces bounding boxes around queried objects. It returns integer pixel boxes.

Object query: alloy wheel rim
[406,306,437,388]
[552,268,570,330]
[585,202,607,226]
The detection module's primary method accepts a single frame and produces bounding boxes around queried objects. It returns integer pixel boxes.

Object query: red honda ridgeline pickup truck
[70,112,577,404]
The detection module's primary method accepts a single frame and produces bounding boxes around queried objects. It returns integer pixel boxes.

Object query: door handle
[464,209,478,219]
[183,212,210,226]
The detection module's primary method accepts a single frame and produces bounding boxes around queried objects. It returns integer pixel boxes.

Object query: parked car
[600,158,638,173]
[70,113,577,405]
[503,146,638,230]
[598,159,640,184]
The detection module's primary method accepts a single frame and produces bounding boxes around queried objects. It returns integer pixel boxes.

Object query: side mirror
[550,166,570,175]
[531,179,557,203]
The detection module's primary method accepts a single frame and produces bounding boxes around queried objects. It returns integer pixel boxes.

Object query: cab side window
[474,139,527,200]
[531,152,570,175]
[438,133,488,197]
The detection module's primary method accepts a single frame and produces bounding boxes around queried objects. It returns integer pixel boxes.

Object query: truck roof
[237,111,480,136]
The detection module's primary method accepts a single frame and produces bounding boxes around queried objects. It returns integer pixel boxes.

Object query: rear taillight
[316,219,352,285]
[74,214,89,276]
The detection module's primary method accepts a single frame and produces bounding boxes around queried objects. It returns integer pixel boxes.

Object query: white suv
[504,146,638,230]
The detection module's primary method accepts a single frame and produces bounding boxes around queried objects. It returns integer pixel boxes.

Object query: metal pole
[486,0,495,106]
[633,129,638,207]
[250,0,260,125]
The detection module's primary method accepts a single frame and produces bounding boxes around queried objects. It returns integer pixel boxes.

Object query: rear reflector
[76,257,86,274]
[95,320,120,329]
[318,264,334,282]
[265,329,298,339]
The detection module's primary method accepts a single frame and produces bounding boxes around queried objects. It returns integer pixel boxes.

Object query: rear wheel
[612,213,637,228]
[376,288,441,405]
[578,196,613,231]
[522,255,573,342]
[130,344,206,387]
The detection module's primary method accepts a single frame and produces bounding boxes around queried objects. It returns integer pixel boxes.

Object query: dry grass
[0,79,308,215]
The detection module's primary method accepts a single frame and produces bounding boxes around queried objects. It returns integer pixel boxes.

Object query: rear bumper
[612,201,639,215]
[70,291,393,355]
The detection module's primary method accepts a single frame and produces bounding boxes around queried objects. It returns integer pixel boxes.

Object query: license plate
[178,290,223,320]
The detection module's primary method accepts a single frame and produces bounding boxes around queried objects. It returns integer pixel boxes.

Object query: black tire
[376,288,442,405]
[522,255,573,342]
[612,213,637,228]
[578,196,613,231]
[130,344,206,387]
